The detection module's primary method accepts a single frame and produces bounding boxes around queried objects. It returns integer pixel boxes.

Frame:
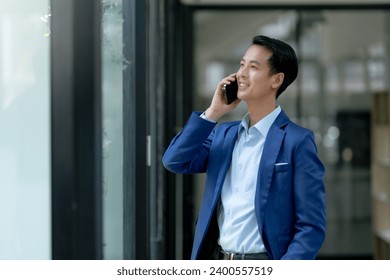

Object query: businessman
[163,35,326,260]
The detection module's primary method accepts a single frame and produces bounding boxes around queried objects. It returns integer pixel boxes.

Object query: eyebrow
[241,58,262,66]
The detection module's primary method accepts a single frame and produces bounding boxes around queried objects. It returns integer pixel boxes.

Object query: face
[236,44,279,102]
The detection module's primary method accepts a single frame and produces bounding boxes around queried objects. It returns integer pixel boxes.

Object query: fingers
[221,73,237,85]
[217,73,237,94]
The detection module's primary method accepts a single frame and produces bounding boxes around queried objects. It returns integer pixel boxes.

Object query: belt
[220,250,269,260]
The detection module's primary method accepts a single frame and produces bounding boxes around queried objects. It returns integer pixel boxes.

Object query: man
[163,35,326,260]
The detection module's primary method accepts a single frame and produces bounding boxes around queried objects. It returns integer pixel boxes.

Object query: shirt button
[227,209,231,215]
[238,164,242,169]
[234,188,238,193]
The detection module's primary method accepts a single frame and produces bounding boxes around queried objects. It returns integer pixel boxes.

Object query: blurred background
[1,0,390,260]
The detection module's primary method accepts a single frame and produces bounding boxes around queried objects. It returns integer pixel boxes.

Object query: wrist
[204,108,222,122]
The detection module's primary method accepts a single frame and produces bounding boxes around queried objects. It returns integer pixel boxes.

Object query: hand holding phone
[222,80,238,104]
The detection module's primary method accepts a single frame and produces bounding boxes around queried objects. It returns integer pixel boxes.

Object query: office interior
[1,0,390,260]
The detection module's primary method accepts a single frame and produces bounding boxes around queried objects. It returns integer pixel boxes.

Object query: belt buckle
[228,252,235,260]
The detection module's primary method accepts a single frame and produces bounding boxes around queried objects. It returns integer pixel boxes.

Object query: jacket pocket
[274,162,290,172]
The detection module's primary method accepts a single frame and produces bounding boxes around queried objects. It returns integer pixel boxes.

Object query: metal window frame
[122,0,150,260]
[51,0,103,259]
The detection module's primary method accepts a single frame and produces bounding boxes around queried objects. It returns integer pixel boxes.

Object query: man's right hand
[203,73,241,122]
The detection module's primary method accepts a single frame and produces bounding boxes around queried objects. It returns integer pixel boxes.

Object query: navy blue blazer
[163,110,326,260]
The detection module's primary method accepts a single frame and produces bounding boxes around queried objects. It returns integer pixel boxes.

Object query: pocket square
[275,162,288,166]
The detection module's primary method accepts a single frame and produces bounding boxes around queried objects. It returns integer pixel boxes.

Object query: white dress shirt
[217,106,281,253]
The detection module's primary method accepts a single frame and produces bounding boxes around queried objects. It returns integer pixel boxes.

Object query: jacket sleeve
[162,112,217,174]
[282,131,326,260]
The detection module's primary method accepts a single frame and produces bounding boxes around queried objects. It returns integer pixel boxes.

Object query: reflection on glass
[102,0,124,259]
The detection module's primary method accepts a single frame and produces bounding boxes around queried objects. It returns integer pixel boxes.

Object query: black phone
[222,80,238,104]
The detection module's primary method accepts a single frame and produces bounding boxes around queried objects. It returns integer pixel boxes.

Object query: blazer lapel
[255,110,289,230]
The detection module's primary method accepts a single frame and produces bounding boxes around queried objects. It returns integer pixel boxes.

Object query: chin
[237,92,246,101]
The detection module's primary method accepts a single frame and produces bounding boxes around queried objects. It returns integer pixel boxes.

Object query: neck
[247,97,277,127]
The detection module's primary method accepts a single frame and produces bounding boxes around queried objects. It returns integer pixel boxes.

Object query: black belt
[219,250,269,260]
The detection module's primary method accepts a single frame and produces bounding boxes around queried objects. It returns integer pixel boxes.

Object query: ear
[271,73,284,89]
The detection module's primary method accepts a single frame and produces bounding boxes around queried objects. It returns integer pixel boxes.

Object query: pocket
[274,163,290,172]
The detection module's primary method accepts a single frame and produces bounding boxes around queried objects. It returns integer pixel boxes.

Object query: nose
[237,65,247,81]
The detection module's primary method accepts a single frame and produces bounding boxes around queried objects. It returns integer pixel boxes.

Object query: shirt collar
[238,106,282,138]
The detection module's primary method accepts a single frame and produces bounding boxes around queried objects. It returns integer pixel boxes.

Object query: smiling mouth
[239,82,249,89]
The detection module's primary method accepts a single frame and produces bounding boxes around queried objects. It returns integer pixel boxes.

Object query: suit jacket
[163,110,326,260]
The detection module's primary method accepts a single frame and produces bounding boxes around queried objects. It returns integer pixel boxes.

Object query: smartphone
[222,80,238,104]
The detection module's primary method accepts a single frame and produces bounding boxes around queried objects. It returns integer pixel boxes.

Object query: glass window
[101,0,124,260]
[0,1,51,259]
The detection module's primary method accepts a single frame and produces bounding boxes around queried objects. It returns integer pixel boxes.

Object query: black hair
[252,35,298,98]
